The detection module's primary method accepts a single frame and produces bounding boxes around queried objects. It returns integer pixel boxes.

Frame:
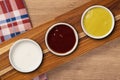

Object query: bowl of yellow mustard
[81,5,115,39]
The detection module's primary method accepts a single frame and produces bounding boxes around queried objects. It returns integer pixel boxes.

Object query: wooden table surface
[0,0,120,80]
[25,0,120,79]
[25,0,90,27]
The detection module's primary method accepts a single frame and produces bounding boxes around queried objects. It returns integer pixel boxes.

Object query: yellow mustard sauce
[83,7,112,37]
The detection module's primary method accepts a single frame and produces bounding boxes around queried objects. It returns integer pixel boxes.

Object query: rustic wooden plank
[1,0,120,80]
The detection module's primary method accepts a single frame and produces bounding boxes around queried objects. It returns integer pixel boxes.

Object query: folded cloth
[0,0,32,42]
[33,74,48,80]
[0,0,47,80]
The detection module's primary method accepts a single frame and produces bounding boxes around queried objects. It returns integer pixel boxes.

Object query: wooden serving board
[0,0,120,80]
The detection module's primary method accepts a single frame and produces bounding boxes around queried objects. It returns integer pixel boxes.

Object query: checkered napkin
[0,0,32,43]
[0,0,47,80]
[33,74,48,80]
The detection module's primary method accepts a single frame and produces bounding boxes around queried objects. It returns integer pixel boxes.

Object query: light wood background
[25,0,120,80]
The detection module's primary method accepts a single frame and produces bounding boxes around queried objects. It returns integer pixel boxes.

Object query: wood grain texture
[25,0,90,27]
[47,37,120,80]
[0,0,120,80]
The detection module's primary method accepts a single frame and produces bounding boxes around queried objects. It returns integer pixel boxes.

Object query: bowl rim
[81,5,115,39]
[45,22,79,56]
[9,39,43,73]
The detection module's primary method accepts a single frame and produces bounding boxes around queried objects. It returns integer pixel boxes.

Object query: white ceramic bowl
[81,5,115,39]
[9,39,43,73]
[45,23,79,56]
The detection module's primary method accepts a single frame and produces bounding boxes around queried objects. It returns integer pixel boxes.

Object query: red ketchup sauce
[47,24,76,53]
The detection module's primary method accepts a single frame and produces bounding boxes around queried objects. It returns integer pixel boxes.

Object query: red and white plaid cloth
[0,0,32,42]
[0,0,47,80]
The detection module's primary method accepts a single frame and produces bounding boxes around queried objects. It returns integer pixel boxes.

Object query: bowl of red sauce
[45,23,79,56]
